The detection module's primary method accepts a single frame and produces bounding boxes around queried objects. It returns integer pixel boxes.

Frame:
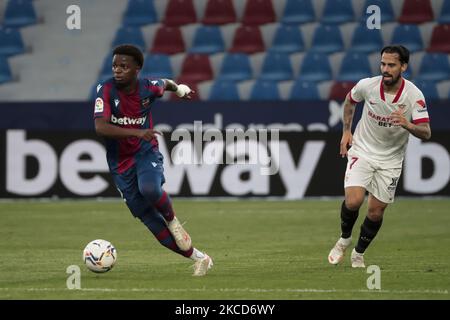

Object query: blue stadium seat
[189,26,225,54]
[350,23,383,53]
[416,53,450,81]
[438,0,450,23]
[99,55,113,82]
[281,0,315,24]
[142,54,173,79]
[361,0,395,23]
[402,68,412,80]
[3,0,37,28]
[250,80,280,100]
[123,0,158,26]
[337,52,372,82]
[321,0,354,24]
[218,53,252,81]
[289,79,320,100]
[208,80,240,101]
[0,27,25,57]
[259,52,293,81]
[0,55,13,84]
[112,27,146,52]
[270,24,304,53]
[298,52,332,81]
[413,80,439,100]
[391,24,423,53]
[310,24,344,54]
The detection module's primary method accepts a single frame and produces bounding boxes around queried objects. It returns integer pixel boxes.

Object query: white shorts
[344,150,402,204]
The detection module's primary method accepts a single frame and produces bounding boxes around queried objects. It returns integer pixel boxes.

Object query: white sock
[190,248,205,261]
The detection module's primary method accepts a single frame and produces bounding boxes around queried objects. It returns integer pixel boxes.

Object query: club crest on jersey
[141,97,150,107]
[95,98,104,113]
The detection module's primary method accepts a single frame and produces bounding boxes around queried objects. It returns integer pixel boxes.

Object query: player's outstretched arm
[95,118,161,142]
[162,79,195,100]
[340,93,357,158]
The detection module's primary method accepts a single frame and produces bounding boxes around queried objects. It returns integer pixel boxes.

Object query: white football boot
[193,253,213,276]
[350,248,366,268]
[328,237,352,265]
[167,217,192,251]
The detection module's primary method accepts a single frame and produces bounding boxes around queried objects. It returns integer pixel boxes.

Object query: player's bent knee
[139,182,163,203]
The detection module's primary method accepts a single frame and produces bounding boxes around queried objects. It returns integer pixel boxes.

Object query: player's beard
[382,73,400,87]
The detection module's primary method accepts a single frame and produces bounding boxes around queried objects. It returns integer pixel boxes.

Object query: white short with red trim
[344,149,402,204]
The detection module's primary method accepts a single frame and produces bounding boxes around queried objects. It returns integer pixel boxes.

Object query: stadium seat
[361,0,395,23]
[151,26,185,55]
[310,24,344,54]
[163,0,197,26]
[416,53,450,81]
[298,52,332,82]
[0,55,13,84]
[321,0,354,24]
[337,52,372,82]
[3,0,38,28]
[289,79,320,100]
[218,53,252,81]
[428,24,450,53]
[112,27,146,52]
[0,27,25,57]
[259,52,293,81]
[350,23,383,53]
[250,80,280,100]
[391,24,424,53]
[269,24,304,53]
[241,0,276,25]
[438,0,450,23]
[202,0,237,25]
[99,55,113,82]
[141,54,173,79]
[122,0,158,26]
[229,25,265,54]
[413,80,439,100]
[208,80,240,100]
[281,0,316,25]
[178,54,213,82]
[398,0,433,24]
[189,26,225,54]
[329,81,356,100]
[402,68,412,80]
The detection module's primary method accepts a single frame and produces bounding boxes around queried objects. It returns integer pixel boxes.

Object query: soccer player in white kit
[328,45,431,267]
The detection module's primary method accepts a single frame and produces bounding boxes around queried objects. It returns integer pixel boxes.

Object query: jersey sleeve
[146,79,165,98]
[411,91,430,124]
[349,78,369,104]
[93,83,112,120]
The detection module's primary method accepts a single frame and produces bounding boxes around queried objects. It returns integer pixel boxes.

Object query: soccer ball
[83,239,117,273]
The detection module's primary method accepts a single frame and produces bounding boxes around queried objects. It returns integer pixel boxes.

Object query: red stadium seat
[229,25,265,54]
[202,0,237,25]
[150,26,185,55]
[178,54,213,82]
[163,0,197,26]
[398,0,433,24]
[329,81,356,101]
[428,24,450,53]
[241,0,276,25]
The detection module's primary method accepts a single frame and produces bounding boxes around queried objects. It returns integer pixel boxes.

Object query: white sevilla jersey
[349,76,430,167]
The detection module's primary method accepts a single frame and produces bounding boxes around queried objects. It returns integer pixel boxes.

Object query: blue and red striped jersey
[94,77,165,173]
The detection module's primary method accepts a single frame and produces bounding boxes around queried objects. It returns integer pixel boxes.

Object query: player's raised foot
[351,248,365,268]
[193,253,213,276]
[328,237,352,265]
[167,217,192,251]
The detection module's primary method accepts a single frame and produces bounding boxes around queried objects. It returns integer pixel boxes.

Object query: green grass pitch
[0,199,449,300]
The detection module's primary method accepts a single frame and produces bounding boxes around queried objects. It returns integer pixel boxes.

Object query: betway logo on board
[110,114,147,126]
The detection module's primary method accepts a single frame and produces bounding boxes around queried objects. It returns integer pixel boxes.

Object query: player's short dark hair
[380,45,410,65]
[112,44,144,68]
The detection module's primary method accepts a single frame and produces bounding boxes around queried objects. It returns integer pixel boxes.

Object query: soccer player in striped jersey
[94,44,212,276]
[328,45,431,267]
